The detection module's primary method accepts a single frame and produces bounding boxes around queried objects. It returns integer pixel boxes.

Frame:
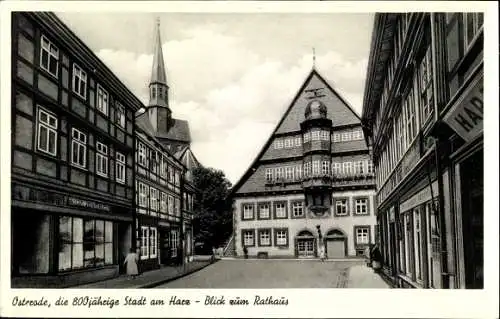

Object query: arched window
[151,86,156,99]
[326,229,345,237]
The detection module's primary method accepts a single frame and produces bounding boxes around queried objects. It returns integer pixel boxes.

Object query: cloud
[96,25,367,184]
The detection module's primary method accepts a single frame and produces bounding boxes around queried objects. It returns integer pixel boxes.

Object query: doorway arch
[324,228,347,258]
[295,229,316,258]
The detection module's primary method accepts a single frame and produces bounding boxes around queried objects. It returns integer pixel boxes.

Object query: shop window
[414,207,423,282]
[37,107,58,156]
[404,211,414,278]
[58,216,112,270]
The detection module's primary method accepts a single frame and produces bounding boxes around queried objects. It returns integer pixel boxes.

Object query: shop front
[11,183,132,288]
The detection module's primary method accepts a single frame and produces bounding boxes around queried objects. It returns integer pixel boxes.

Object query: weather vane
[312,47,316,68]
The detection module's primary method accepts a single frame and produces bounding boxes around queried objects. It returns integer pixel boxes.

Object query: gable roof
[158,118,191,143]
[230,67,362,196]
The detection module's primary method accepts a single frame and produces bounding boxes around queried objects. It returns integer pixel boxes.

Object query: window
[320,130,330,141]
[160,156,168,179]
[275,167,284,181]
[168,195,174,214]
[151,86,156,99]
[258,230,271,246]
[258,203,270,219]
[311,130,320,141]
[138,182,148,208]
[160,192,167,213]
[96,85,108,116]
[150,150,158,174]
[170,230,178,257]
[304,162,311,177]
[71,128,87,168]
[115,103,125,128]
[303,132,310,143]
[419,46,433,124]
[312,160,320,175]
[243,230,254,247]
[40,35,59,77]
[404,211,414,277]
[341,132,351,141]
[342,162,352,175]
[96,142,108,177]
[292,201,304,218]
[404,90,417,146]
[174,198,180,216]
[294,136,302,147]
[137,142,147,167]
[464,13,483,49]
[332,162,341,175]
[354,161,364,174]
[150,227,158,258]
[72,64,87,99]
[352,129,363,140]
[322,161,330,176]
[140,226,149,259]
[37,107,58,156]
[285,166,294,180]
[265,168,273,183]
[175,172,181,186]
[333,133,341,142]
[274,202,287,219]
[275,229,288,246]
[150,187,158,211]
[295,165,302,180]
[355,226,370,245]
[115,152,126,184]
[284,138,292,148]
[274,139,283,149]
[355,198,369,215]
[414,208,423,281]
[58,217,113,270]
[335,199,348,216]
[242,203,254,220]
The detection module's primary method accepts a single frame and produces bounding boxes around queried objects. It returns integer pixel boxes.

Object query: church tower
[148,18,171,133]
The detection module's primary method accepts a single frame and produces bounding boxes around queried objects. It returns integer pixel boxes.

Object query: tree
[192,166,233,253]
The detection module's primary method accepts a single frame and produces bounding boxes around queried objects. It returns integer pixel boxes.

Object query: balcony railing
[265,173,375,186]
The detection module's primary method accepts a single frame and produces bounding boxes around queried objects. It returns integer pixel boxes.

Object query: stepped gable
[231,68,367,196]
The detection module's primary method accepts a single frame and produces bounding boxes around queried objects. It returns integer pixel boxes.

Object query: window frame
[274,228,289,247]
[72,63,87,99]
[137,142,147,167]
[273,201,288,219]
[115,102,126,128]
[115,152,126,184]
[71,127,87,169]
[354,225,371,245]
[258,228,272,247]
[40,34,59,78]
[95,141,108,177]
[257,202,271,220]
[138,182,148,208]
[241,229,255,247]
[96,84,109,116]
[291,200,305,219]
[149,227,158,259]
[334,198,349,217]
[354,197,369,216]
[242,203,255,220]
[36,106,58,156]
[149,187,158,212]
[140,226,149,259]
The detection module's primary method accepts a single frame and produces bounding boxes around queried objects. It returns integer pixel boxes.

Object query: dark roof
[157,118,191,143]
[230,68,361,196]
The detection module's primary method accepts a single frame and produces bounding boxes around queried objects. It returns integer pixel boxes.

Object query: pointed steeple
[150,17,167,85]
[148,17,171,133]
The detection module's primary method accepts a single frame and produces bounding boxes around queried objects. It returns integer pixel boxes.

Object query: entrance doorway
[295,230,316,258]
[325,229,346,258]
[160,230,170,265]
[460,150,483,289]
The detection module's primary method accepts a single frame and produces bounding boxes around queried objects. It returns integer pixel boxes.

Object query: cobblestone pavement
[156,259,365,288]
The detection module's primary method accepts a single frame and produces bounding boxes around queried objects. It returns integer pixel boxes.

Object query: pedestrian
[319,244,326,261]
[124,248,139,280]
[365,244,373,267]
[243,246,248,259]
[370,244,383,273]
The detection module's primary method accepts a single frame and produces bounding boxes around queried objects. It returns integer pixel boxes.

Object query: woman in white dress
[124,248,139,279]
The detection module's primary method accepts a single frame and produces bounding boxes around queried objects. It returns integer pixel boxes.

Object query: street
[155,259,388,288]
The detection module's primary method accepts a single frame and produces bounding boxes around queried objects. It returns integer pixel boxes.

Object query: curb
[139,260,218,288]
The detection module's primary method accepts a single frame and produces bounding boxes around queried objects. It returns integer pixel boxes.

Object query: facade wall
[362,12,483,289]
[234,189,376,258]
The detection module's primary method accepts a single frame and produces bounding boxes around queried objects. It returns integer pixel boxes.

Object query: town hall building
[230,68,377,259]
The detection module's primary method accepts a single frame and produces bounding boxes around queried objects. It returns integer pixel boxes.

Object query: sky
[56,12,374,185]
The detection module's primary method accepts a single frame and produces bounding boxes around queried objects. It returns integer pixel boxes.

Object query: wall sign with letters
[399,181,438,213]
[444,73,483,142]
[67,197,111,212]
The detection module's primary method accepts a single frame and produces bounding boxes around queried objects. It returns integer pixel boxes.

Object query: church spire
[150,17,167,85]
[148,17,171,133]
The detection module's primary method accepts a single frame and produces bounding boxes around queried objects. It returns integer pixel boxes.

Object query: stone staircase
[222,234,236,257]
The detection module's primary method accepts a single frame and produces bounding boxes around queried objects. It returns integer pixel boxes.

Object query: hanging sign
[443,72,483,142]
